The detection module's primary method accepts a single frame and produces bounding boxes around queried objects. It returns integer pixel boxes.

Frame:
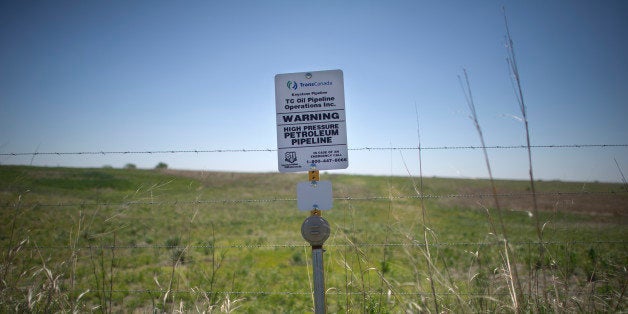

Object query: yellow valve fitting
[309,170,320,182]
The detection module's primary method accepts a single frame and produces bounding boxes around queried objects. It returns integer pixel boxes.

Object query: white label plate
[296,180,333,211]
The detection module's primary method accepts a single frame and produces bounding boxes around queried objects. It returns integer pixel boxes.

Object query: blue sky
[1,1,627,182]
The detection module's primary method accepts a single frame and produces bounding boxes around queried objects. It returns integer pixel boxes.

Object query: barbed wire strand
[8,240,626,251]
[1,144,627,156]
[95,289,513,296]
[3,190,625,208]
[84,289,619,297]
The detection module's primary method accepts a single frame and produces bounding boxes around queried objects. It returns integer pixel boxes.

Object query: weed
[0,165,626,311]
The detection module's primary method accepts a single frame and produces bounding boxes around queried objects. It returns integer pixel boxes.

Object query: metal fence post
[312,245,325,313]
[301,210,330,314]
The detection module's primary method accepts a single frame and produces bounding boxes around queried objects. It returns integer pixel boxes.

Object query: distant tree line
[105,162,168,170]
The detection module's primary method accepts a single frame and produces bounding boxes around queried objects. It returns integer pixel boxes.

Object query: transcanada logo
[287,81,333,90]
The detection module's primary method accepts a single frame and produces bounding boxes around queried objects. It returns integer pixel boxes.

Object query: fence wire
[85,289,618,297]
[3,190,625,208]
[8,240,626,251]
[2,143,627,156]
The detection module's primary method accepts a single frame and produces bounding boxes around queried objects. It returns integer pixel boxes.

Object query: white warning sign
[275,69,348,172]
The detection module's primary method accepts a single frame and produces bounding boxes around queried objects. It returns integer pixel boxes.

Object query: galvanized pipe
[312,246,326,314]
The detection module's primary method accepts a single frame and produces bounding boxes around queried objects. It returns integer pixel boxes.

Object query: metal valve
[301,215,330,247]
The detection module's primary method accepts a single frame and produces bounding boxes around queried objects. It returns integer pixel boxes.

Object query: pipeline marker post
[275,69,347,314]
[299,167,330,314]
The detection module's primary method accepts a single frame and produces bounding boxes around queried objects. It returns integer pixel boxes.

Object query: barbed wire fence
[1,190,624,208]
[1,143,627,306]
[2,143,627,156]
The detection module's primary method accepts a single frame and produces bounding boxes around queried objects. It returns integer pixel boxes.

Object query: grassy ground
[1,165,626,312]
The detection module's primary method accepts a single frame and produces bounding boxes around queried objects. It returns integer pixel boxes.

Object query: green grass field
[1,165,626,313]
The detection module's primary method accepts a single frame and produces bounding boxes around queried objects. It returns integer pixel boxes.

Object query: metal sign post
[275,69,346,314]
[300,169,330,314]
